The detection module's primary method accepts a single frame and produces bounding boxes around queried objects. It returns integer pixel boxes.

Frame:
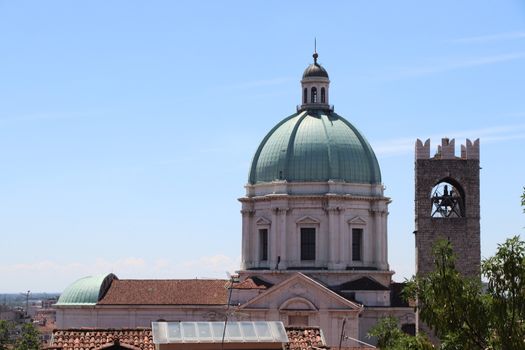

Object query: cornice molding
[239,194,390,203]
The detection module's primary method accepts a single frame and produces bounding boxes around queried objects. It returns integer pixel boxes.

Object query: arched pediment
[279,297,318,311]
[256,217,271,225]
[348,216,367,225]
[296,216,320,225]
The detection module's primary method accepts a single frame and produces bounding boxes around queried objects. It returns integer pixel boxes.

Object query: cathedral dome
[248,110,381,185]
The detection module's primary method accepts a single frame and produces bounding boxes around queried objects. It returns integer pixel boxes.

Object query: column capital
[369,208,387,216]
[325,206,342,213]
[240,209,255,216]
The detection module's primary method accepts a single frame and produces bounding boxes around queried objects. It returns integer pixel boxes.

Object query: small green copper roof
[56,273,117,306]
[248,110,381,185]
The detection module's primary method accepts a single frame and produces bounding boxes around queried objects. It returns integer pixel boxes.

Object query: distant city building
[0,306,23,322]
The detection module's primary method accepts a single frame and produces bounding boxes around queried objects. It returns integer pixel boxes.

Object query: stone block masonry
[414,138,480,277]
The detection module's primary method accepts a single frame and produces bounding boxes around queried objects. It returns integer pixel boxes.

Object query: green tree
[367,316,433,350]
[521,187,525,211]
[396,188,525,350]
[367,316,401,349]
[483,236,525,349]
[0,320,13,350]
[14,323,40,350]
[402,236,525,350]
[404,240,491,349]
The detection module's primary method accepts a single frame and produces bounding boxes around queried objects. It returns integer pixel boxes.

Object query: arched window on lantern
[311,87,317,103]
[321,87,326,103]
[303,88,307,104]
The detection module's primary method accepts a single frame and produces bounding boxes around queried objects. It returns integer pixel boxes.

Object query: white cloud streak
[381,52,525,80]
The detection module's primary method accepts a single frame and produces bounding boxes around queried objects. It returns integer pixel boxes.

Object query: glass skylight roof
[152,321,289,344]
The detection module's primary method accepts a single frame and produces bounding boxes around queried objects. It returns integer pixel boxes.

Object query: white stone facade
[232,176,409,347]
[56,305,227,328]
[240,181,389,272]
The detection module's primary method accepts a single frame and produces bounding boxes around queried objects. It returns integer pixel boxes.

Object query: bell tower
[414,138,480,277]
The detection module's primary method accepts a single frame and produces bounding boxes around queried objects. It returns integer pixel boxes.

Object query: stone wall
[414,138,480,277]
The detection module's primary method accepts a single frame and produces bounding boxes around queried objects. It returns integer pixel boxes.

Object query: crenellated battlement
[415,138,480,160]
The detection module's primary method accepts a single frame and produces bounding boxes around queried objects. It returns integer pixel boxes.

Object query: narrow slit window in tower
[321,87,325,103]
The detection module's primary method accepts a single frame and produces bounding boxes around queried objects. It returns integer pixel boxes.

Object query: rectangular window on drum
[259,229,268,261]
[352,228,363,261]
[301,228,316,261]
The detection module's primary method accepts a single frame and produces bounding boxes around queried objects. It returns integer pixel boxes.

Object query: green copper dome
[56,273,117,305]
[248,110,381,185]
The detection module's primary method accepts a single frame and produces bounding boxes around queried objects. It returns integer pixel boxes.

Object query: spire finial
[313,38,318,64]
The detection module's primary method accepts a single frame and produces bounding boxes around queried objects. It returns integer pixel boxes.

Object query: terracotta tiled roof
[97,279,228,305]
[285,327,327,350]
[232,276,272,289]
[50,329,154,350]
[52,327,328,350]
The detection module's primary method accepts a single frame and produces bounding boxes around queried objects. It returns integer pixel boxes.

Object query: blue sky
[1,1,524,292]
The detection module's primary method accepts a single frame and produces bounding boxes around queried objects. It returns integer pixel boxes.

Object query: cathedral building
[55,51,416,348]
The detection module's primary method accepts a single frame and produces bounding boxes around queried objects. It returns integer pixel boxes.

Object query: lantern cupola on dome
[300,48,330,111]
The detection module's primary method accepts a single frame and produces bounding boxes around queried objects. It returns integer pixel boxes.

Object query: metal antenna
[313,38,319,64]
[21,290,30,317]
[221,274,235,350]
[338,318,346,350]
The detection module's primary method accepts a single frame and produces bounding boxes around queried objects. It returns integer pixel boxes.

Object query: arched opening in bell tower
[430,178,465,218]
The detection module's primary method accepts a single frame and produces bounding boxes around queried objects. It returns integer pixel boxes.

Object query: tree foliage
[368,316,433,350]
[521,187,525,212]
[404,241,491,349]
[371,188,525,349]
[0,321,13,350]
[14,323,40,350]
[403,236,525,350]
[483,236,525,349]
